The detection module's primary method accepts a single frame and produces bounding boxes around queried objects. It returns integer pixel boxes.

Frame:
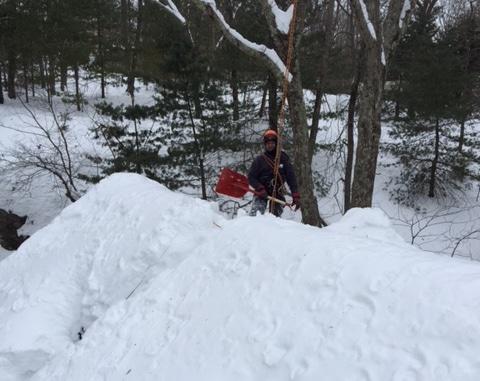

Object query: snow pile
[1,173,480,381]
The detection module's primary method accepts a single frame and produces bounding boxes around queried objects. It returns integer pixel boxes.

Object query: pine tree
[385,3,480,206]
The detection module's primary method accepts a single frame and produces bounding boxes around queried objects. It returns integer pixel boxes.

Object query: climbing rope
[270,0,299,213]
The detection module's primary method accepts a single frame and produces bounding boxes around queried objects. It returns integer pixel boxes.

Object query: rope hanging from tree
[270,0,299,213]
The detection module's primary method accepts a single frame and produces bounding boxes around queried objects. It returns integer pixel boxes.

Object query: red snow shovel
[215,168,289,206]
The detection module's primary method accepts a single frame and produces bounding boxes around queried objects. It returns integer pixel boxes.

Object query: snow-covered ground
[1,173,480,381]
[1,83,479,259]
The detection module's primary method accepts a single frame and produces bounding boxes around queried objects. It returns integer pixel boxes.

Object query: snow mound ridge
[1,173,480,381]
[0,173,223,380]
[326,207,406,244]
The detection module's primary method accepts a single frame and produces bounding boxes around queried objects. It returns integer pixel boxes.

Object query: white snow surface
[1,173,480,380]
[268,0,294,34]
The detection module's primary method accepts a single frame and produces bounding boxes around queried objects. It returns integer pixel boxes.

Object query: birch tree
[348,0,413,207]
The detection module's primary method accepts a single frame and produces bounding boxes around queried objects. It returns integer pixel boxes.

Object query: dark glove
[292,192,301,211]
[256,186,268,200]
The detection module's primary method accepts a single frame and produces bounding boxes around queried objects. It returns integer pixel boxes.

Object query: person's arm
[282,153,298,194]
[282,153,301,210]
[248,157,263,190]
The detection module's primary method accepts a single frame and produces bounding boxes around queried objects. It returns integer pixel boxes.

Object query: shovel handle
[251,188,291,207]
[267,196,289,206]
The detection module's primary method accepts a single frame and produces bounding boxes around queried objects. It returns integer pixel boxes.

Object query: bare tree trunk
[121,0,129,47]
[394,77,402,119]
[39,58,46,89]
[458,118,465,153]
[192,77,203,119]
[258,78,268,117]
[7,52,16,99]
[428,118,440,198]
[1,63,7,89]
[48,57,56,98]
[186,92,207,200]
[268,73,278,130]
[74,64,81,111]
[350,43,384,207]
[23,63,29,103]
[94,0,107,99]
[308,0,336,162]
[127,0,142,99]
[349,0,410,208]
[344,60,362,212]
[231,69,239,121]
[30,62,35,98]
[289,61,326,227]
[60,63,67,92]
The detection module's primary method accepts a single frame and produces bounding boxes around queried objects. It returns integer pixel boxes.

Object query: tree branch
[191,0,291,82]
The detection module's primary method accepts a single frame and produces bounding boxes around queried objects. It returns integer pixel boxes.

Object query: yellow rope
[270,0,299,213]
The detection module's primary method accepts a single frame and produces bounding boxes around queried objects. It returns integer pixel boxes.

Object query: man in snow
[248,129,300,217]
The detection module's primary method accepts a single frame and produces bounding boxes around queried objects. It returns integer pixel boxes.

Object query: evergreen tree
[385,3,480,206]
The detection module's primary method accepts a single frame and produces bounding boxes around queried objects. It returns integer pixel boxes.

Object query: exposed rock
[0,209,29,250]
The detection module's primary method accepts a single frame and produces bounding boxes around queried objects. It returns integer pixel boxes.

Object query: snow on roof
[1,173,480,380]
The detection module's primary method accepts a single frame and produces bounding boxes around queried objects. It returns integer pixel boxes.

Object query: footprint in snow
[350,294,377,329]
[262,342,289,367]
[392,367,420,381]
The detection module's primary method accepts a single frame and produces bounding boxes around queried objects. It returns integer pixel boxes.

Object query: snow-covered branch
[399,0,412,28]
[155,0,186,24]
[192,0,291,81]
[357,0,378,40]
[267,0,294,35]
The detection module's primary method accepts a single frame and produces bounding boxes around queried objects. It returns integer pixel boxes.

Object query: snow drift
[1,173,480,381]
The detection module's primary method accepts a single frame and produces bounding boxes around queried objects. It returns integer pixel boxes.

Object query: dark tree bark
[308,0,336,163]
[74,64,81,111]
[39,58,46,89]
[192,77,203,119]
[458,118,465,153]
[268,73,278,130]
[23,63,29,103]
[127,0,143,99]
[121,0,129,47]
[1,63,7,89]
[258,78,268,117]
[95,1,106,99]
[186,92,207,200]
[60,63,67,92]
[7,51,16,99]
[350,42,384,207]
[0,209,29,251]
[344,58,362,212]
[48,57,56,98]
[30,62,35,98]
[288,60,326,226]
[231,69,239,121]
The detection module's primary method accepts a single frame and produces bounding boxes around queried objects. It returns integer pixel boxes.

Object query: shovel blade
[215,168,251,198]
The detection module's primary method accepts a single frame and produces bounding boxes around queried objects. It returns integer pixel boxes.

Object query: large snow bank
[1,173,480,381]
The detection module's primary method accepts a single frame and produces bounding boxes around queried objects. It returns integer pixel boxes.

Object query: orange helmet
[263,129,278,142]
